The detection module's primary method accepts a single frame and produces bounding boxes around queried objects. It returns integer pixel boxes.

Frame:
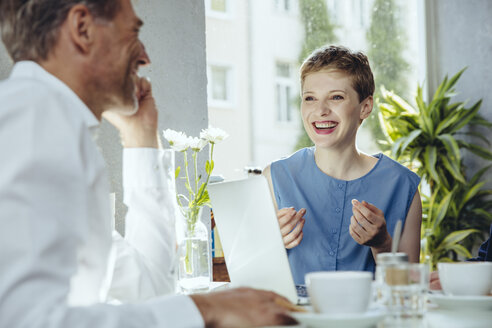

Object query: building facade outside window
[208,65,234,108]
[275,0,293,13]
[206,0,423,179]
[275,62,294,122]
[206,0,233,19]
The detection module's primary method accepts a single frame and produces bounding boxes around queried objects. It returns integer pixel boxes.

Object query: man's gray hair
[0,0,120,62]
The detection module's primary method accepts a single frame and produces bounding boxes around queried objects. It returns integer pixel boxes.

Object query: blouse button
[338,183,343,189]
[335,207,341,213]
[329,251,335,256]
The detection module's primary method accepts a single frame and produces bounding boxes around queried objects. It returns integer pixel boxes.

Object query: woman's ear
[360,96,374,120]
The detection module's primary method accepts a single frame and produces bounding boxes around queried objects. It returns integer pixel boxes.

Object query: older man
[0,0,296,327]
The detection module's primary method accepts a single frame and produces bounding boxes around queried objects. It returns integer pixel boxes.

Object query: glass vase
[177,206,211,293]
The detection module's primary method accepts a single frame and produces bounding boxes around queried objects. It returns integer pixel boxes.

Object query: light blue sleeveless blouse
[270,148,420,284]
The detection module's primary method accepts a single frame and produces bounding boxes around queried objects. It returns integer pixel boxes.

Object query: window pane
[276,62,291,78]
[211,0,227,13]
[211,66,228,100]
[286,86,291,121]
[276,84,282,121]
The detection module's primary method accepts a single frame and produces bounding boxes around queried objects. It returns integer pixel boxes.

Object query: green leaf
[467,143,492,160]
[444,68,467,91]
[449,244,473,258]
[415,85,427,115]
[205,160,211,175]
[175,166,181,180]
[418,110,434,136]
[447,100,482,133]
[432,75,448,102]
[384,90,417,114]
[399,130,422,155]
[433,189,455,230]
[437,134,464,183]
[455,131,491,146]
[434,104,463,135]
[409,147,423,164]
[425,189,439,227]
[470,114,492,128]
[472,208,492,221]
[436,229,479,252]
[195,188,211,207]
[391,137,405,158]
[441,156,465,183]
[461,182,485,207]
[424,146,440,184]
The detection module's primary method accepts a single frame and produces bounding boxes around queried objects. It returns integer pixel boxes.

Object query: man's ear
[66,4,96,54]
[360,95,373,120]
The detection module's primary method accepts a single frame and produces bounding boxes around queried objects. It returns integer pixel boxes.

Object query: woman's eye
[304,96,314,101]
[332,95,344,100]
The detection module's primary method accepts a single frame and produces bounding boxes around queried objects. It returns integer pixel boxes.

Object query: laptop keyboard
[296,284,310,305]
[296,284,308,298]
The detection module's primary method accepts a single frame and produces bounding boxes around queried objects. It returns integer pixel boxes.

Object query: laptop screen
[208,176,298,303]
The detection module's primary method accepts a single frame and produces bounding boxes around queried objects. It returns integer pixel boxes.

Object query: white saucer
[428,294,492,311]
[292,308,386,328]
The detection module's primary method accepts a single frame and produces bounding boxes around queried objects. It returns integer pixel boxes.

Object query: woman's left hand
[349,199,391,251]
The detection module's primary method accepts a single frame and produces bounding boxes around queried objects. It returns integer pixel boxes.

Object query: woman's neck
[314,145,377,181]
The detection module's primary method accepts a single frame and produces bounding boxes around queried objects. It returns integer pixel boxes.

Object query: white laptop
[208,176,300,304]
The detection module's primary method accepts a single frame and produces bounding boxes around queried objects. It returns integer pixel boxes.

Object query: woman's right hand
[277,207,306,249]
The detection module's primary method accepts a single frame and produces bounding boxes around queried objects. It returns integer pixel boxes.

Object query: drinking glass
[386,263,430,318]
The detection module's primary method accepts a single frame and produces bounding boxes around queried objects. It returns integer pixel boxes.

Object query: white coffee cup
[438,262,492,296]
[305,271,373,314]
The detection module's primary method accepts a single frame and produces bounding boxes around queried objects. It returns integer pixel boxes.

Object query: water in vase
[178,236,210,293]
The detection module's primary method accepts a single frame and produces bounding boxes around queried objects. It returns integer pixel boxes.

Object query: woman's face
[301,69,372,150]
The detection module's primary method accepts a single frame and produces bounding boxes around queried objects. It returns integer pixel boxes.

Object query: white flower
[163,128,190,152]
[200,126,229,144]
[189,137,208,152]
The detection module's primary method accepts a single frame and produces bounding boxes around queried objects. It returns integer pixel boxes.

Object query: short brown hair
[0,0,120,62]
[300,45,375,102]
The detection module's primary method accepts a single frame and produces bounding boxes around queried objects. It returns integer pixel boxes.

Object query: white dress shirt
[0,61,204,327]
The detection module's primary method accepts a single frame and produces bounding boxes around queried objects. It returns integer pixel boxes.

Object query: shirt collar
[10,61,100,129]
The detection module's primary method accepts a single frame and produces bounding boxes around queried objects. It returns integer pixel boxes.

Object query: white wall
[206,0,252,180]
[250,0,304,168]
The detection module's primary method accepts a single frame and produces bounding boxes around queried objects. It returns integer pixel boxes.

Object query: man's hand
[349,199,391,252]
[277,207,306,249]
[190,288,298,328]
[103,77,159,148]
[430,271,442,290]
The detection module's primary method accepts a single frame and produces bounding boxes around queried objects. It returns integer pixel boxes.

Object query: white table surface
[207,283,492,328]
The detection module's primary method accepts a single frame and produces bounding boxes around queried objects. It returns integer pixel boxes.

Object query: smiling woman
[263,45,422,285]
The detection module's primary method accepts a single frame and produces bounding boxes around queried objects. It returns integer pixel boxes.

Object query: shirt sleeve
[107,148,181,301]
[0,98,203,327]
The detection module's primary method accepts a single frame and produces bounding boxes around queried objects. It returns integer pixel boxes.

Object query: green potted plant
[378,69,492,269]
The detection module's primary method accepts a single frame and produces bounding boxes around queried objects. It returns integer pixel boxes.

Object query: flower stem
[193,151,198,194]
[185,238,192,274]
[183,151,194,201]
[195,143,215,202]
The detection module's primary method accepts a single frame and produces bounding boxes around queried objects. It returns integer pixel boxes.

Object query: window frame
[205,0,234,20]
[274,0,296,15]
[207,63,235,109]
[274,61,296,123]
